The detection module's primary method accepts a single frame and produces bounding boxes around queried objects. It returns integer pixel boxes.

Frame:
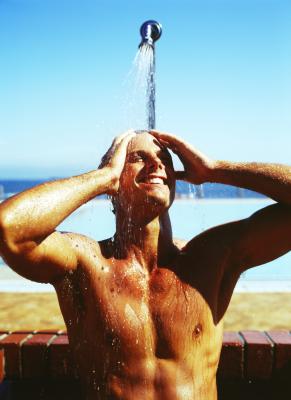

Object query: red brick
[0,333,7,341]
[22,333,56,379]
[35,329,63,335]
[240,330,273,379]
[0,334,6,382]
[0,333,32,379]
[266,330,291,372]
[218,331,244,379]
[0,349,4,382]
[49,335,77,379]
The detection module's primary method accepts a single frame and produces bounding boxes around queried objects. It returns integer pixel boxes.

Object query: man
[0,130,291,399]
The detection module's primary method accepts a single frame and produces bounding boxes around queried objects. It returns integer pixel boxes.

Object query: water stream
[123,43,155,130]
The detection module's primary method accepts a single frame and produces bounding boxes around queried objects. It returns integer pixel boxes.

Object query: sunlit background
[0,0,291,332]
[0,0,290,178]
[0,0,291,282]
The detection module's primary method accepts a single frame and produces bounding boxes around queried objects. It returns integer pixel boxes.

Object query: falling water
[121,21,161,130]
[133,43,155,130]
[137,20,161,130]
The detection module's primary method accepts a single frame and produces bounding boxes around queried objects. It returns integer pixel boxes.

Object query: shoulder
[60,232,116,270]
[53,233,110,287]
[180,220,247,272]
[60,231,107,259]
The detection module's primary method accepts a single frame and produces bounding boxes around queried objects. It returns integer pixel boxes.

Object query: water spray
[138,20,162,130]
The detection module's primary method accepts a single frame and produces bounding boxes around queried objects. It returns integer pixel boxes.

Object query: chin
[143,190,173,212]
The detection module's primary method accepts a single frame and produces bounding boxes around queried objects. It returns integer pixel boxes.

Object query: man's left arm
[210,161,291,271]
[150,130,291,271]
[211,161,291,206]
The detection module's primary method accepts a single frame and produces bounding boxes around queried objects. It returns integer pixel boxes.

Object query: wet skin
[1,132,291,399]
[55,134,225,399]
[54,233,226,400]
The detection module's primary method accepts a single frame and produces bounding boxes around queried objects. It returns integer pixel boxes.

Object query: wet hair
[134,129,149,134]
[103,130,170,215]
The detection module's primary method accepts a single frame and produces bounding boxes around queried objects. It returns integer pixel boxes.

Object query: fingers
[114,130,136,156]
[116,129,136,143]
[150,130,188,155]
[109,130,136,156]
[99,130,135,169]
[108,130,136,171]
[150,130,184,146]
[111,129,135,148]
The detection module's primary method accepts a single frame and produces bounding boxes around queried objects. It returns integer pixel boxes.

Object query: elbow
[0,210,9,242]
[0,211,38,256]
[0,211,19,255]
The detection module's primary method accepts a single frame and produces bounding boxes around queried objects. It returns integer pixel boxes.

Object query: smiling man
[1,130,291,399]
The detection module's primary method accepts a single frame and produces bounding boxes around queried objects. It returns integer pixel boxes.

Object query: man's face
[116,133,176,215]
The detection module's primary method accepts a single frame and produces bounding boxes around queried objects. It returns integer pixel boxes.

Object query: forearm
[209,161,291,204]
[0,168,115,246]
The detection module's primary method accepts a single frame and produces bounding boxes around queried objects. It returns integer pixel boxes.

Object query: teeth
[145,178,164,184]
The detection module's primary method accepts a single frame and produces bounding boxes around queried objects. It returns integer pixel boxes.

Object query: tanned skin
[1,130,291,399]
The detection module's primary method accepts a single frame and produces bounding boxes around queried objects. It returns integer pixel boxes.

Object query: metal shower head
[139,20,162,47]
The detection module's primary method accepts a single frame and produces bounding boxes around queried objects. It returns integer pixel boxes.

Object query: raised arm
[0,131,135,283]
[150,130,291,271]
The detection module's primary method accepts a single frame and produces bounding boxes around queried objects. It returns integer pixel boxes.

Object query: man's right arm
[0,131,135,284]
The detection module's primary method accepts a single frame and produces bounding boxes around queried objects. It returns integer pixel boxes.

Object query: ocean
[0,179,265,200]
[0,180,290,291]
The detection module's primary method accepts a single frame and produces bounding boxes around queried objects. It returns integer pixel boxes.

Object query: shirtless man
[0,130,291,399]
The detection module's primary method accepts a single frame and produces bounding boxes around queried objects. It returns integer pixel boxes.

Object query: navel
[192,323,202,339]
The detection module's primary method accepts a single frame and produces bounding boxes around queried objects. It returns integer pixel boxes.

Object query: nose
[146,155,164,172]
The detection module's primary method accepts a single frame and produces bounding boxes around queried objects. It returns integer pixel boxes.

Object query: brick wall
[1,330,291,399]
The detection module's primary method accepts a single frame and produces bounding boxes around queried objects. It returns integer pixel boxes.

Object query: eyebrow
[127,149,172,163]
[127,149,170,156]
[127,150,147,158]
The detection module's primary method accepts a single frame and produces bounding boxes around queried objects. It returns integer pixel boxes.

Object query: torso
[54,231,239,400]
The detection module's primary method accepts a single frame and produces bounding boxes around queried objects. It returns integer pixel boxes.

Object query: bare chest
[90,265,222,359]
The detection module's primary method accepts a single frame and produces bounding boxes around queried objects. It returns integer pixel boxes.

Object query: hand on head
[98,130,136,194]
[99,128,215,197]
[150,130,215,185]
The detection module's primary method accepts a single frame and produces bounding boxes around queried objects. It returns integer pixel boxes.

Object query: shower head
[139,20,162,48]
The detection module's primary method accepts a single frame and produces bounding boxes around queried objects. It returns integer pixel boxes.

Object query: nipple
[192,323,202,339]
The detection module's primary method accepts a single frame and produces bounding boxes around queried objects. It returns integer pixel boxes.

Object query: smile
[142,177,165,184]
[138,174,167,185]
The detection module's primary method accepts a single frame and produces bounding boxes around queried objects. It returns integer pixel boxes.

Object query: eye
[128,154,144,163]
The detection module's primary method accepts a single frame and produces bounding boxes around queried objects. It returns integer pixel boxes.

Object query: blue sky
[0,0,290,178]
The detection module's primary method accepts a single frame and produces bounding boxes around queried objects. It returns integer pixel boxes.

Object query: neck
[114,210,176,271]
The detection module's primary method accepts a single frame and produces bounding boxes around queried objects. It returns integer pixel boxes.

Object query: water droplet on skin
[192,323,202,338]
